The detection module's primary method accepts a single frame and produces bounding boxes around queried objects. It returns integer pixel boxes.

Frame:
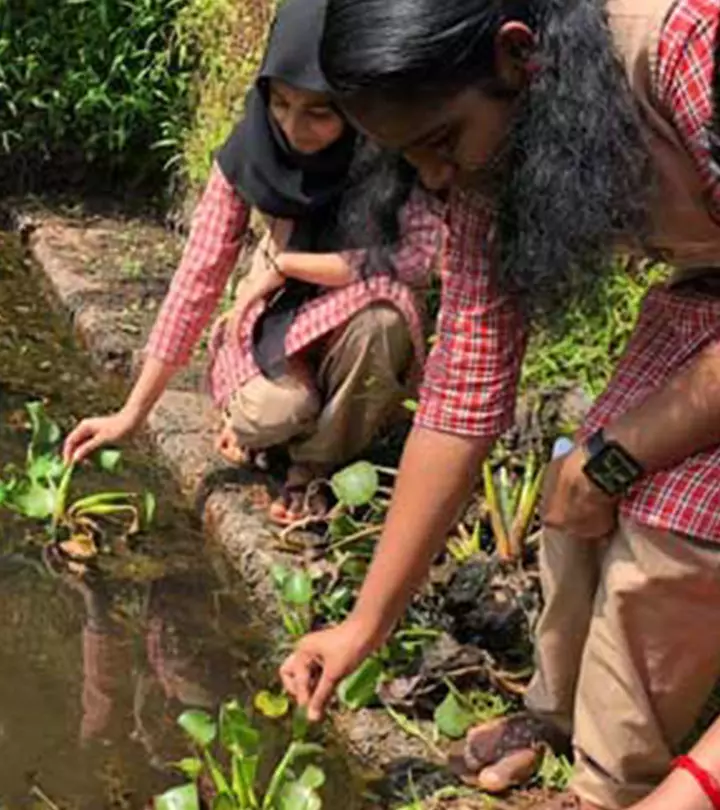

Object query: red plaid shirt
[415,0,720,541]
[146,164,444,406]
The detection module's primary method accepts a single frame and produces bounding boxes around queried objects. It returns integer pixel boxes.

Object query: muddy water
[0,235,359,809]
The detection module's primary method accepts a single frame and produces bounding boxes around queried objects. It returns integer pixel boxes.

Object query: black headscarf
[216,0,357,378]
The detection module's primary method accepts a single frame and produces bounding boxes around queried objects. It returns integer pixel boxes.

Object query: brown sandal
[268,480,331,526]
[447,712,566,791]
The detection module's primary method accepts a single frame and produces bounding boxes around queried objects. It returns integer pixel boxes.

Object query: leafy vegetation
[522,259,667,396]
[0,0,193,190]
[156,699,324,810]
[170,0,275,199]
[0,402,154,560]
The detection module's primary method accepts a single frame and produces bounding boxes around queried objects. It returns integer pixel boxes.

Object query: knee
[346,305,412,367]
[229,375,321,447]
[349,304,407,337]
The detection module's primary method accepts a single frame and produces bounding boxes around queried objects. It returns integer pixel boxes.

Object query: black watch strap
[582,428,645,497]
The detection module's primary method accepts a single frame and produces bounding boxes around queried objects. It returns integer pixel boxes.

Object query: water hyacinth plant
[156,699,325,810]
[0,402,154,558]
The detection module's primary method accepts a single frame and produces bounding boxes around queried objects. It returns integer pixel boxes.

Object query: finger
[280,656,300,699]
[72,434,104,464]
[63,423,94,463]
[307,668,339,723]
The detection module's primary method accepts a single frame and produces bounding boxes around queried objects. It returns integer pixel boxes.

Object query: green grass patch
[522,260,668,397]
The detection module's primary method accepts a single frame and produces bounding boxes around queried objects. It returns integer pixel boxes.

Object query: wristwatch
[582,428,644,497]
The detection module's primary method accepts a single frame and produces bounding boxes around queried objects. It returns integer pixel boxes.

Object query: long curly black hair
[320,0,656,321]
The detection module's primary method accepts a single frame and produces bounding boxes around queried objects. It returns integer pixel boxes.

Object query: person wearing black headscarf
[63,0,444,525]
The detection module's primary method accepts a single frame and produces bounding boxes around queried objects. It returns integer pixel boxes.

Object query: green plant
[271,564,314,639]
[537,750,573,791]
[156,700,325,810]
[482,453,545,561]
[522,259,668,396]
[447,520,483,564]
[0,0,193,188]
[433,681,510,740]
[172,0,275,195]
[0,402,153,555]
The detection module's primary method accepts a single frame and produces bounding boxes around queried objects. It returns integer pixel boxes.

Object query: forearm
[122,357,177,424]
[278,252,356,287]
[349,426,493,641]
[633,718,720,810]
[606,342,720,472]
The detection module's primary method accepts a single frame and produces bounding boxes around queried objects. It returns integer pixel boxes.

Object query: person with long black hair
[280,0,720,807]
[62,0,442,524]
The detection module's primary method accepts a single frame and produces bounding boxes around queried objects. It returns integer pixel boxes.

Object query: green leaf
[26,453,65,483]
[173,757,203,780]
[25,401,61,458]
[433,690,475,739]
[13,481,56,519]
[278,782,321,810]
[331,461,379,507]
[144,490,156,526]
[211,794,236,810]
[254,690,289,719]
[298,765,325,790]
[219,700,259,756]
[178,709,217,748]
[402,398,419,413]
[338,657,383,710]
[96,447,121,472]
[329,513,359,539]
[291,707,309,741]
[282,569,313,607]
[271,563,290,590]
[154,784,200,810]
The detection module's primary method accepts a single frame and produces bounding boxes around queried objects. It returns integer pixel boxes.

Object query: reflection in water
[0,549,265,808]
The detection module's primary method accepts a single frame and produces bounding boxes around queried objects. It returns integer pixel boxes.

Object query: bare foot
[215,424,249,465]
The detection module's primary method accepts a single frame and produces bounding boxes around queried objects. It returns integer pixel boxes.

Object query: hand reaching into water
[63,409,139,464]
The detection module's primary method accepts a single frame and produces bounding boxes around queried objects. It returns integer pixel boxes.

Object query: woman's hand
[63,408,140,464]
[228,247,286,344]
[280,618,382,722]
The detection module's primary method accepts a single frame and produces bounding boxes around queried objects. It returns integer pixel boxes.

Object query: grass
[171,0,276,202]
[522,259,668,397]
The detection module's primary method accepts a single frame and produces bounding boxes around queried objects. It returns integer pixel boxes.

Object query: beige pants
[226,304,413,469]
[525,519,720,808]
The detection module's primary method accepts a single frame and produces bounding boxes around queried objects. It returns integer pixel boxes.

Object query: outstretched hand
[63,409,138,464]
[280,619,380,722]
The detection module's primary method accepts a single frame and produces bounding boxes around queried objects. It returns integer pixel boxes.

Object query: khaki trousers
[226,304,413,469]
[525,519,720,808]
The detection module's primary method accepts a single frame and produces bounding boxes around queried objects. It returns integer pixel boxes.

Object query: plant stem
[29,786,61,810]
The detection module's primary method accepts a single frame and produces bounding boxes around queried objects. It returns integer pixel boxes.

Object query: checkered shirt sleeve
[656,0,720,209]
[340,187,446,288]
[145,162,250,365]
[415,192,528,438]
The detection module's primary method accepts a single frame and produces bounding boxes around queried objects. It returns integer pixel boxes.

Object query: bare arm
[606,342,720,471]
[633,718,720,810]
[349,426,491,641]
[277,251,356,287]
[64,163,249,463]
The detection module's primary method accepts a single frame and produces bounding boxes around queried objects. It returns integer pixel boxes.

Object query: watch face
[585,443,643,496]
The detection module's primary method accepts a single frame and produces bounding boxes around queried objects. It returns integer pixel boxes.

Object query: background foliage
[0,0,274,199]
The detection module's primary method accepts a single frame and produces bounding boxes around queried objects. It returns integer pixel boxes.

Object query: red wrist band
[673,755,720,809]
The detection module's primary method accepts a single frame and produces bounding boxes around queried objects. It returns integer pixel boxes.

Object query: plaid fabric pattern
[657,0,720,211]
[416,0,720,541]
[416,191,527,438]
[145,162,445,409]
